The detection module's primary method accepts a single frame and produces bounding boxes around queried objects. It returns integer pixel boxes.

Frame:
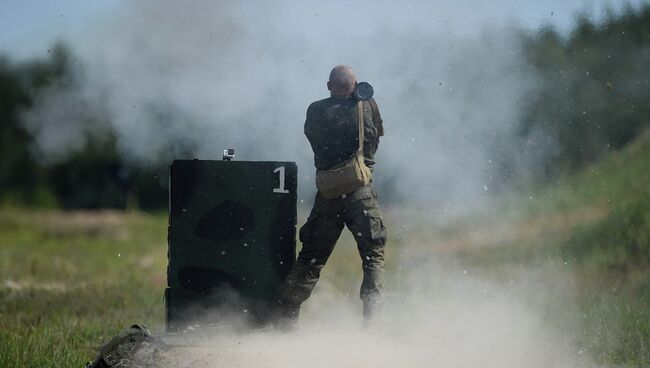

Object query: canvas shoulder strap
[357,100,365,153]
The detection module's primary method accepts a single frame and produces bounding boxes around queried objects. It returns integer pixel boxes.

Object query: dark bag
[86,324,164,368]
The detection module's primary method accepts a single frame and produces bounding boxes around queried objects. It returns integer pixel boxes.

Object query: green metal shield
[166,160,297,331]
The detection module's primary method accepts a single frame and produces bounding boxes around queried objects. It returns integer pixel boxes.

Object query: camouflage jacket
[304,96,384,171]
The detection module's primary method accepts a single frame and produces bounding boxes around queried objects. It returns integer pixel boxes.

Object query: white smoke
[21,0,553,208]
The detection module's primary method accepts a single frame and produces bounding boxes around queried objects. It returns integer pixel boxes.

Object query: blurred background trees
[0,44,167,209]
[521,5,650,174]
[1,5,649,210]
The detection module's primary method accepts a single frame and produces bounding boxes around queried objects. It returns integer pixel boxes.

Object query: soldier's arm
[304,103,319,153]
[369,98,384,137]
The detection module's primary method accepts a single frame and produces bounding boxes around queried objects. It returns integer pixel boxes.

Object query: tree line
[1,5,649,210]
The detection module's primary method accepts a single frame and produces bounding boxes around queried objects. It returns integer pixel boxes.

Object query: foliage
[0,45,67,206]
[0,45,167,210]
[567,196,650,271]
[521,5,650,175]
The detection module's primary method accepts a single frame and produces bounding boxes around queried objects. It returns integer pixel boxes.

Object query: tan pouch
[316,100,372,199]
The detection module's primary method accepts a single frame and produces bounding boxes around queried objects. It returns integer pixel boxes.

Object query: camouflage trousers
[279,185,387,319]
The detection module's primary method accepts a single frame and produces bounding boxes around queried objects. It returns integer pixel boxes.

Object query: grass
[0,131,648,367]
[0,210,168,367]
[451,130,650,367]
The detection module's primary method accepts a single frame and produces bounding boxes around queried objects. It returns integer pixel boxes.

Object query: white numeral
[273,166,289,194]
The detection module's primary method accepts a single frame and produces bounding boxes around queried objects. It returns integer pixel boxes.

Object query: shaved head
[327,65,357,96]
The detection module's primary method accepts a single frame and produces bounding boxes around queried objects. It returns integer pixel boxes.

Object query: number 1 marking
[273,166,290,194]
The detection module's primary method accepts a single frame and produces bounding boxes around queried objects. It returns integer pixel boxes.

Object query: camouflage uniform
[278,95,387,323]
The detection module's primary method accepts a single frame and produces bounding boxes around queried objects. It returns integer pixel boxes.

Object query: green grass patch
[0,210,167,367]
[0,132,648,367]
[451,131,650,367]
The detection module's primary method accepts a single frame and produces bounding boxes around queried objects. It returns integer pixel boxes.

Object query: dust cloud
[144,256,592,368]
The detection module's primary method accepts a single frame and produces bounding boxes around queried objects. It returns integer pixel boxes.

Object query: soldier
[276,65,387,328]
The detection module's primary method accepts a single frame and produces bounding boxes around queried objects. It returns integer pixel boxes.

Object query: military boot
[272,300,300,332]
[362,297,383,329]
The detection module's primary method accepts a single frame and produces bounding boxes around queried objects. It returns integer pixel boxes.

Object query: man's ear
[327,81,332,91]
